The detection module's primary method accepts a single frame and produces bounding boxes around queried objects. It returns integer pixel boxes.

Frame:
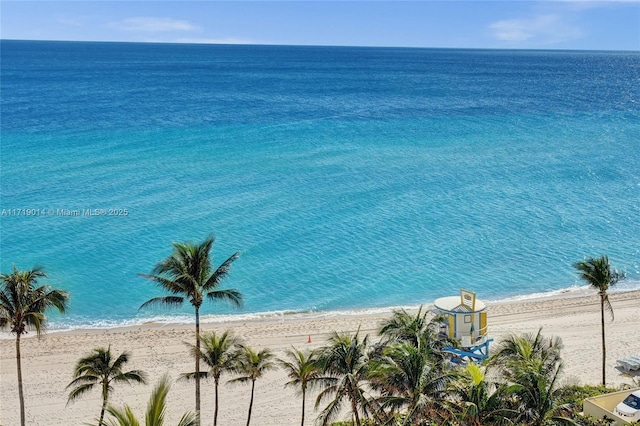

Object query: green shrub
[556,384,618,407]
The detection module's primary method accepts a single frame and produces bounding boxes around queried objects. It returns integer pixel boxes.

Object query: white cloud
[490,14,583,44]
[108,17,200,33]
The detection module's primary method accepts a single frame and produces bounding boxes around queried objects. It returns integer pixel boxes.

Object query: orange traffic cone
[307,335,312,343]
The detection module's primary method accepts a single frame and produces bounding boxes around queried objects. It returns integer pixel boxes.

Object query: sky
[1,1,639,50]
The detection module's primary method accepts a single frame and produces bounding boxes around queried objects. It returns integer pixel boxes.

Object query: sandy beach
[1,290,639,426]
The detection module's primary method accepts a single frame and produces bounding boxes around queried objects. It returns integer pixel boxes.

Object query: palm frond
[145,375,170,426]
[227,375,253,385]
[138,274,190,296]
[176,411,198,426]
[602,292,615,321]
[203,252,240,290]
[67,374,101,387]
[111,351,131,371]
[179,371,209,381]
[315,387,346,426]
[67,383,96,404]
[139,296,184,310]
[104,404,140,426]
[205,289,243,308]
[119,370,147,384]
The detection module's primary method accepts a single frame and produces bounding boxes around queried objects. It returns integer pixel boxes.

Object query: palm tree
[0,265,69,426]
[378,307,451,362]
[574,255,625,386]
[139,235,243,425]
[182,330,243,426]
[229,345,277,426]
[505,358,577,426]
[104,374,197,426]
[491,328,563,370]
[447,363,514,426]
[278,347,322,426]
[378,306,430,347]
[367,340,454,425]
[67,346,147,426]
[490,330,577,426]
[315,330,371,426]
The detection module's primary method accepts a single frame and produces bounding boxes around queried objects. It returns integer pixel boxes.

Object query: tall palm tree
[574,255,625,386]
[229,345,277,426]
[278,347,322,426]
[315,330,371,426]
[67,346,147,426]
[104,375,197,426]
[182,330,243,426]
[0,265,69,426]
[139,235,243,425]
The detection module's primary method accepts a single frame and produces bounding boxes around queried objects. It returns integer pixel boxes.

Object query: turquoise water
[1,41,639,329]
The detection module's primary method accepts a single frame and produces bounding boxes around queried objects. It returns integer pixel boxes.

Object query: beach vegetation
[378,306,432,347]
[67,346,147,426]
[368,308,457,425]
[445,363,515,426]
[278,347,323,426]
[367,340,454,425]
[489,329,577,426]
[568,414,615,425]
[0,265,69,426]
[378,307,452,351]
[139,235,243,425]
[315,329,372,426]
[103,374,197,426]
[2,262,635,426]
[182,330,243,426]
[555,384,618,407]
[574,255,625,386]
[228,345,277,426]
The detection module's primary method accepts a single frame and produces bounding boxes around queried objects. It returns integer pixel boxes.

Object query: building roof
[433,295,486,313]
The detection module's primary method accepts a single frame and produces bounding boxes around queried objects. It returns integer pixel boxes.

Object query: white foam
[2,281,637,337]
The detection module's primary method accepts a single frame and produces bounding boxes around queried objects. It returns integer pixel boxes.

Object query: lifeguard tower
[433,289,492,364]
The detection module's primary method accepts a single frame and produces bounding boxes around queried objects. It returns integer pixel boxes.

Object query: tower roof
[433,295,486,313]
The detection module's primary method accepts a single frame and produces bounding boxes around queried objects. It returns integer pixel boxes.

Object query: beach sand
[1,290,639,426]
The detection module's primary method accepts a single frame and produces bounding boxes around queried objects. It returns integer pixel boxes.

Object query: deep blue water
[1,40,639,328]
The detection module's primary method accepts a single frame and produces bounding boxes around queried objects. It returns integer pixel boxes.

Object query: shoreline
[5,283,639,338]
[1,290,639,425]
[49,288,640,338]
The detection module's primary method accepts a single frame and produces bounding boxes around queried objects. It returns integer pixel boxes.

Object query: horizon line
[2,38,638,53]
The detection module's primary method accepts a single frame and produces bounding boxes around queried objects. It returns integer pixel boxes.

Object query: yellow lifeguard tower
[433,289,492,363]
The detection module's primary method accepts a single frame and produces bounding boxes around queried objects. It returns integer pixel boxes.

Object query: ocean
[1,40,639,329]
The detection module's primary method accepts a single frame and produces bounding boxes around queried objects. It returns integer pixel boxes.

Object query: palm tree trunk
[195,306,201,426]
[600,296,606,386]
[99,400,107,426]
[351,396,361,426]
[214,378,219,426]
[246,380,255,426]
[16,333,26,426]
[301,388,306,426]
[99,379,109,426]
